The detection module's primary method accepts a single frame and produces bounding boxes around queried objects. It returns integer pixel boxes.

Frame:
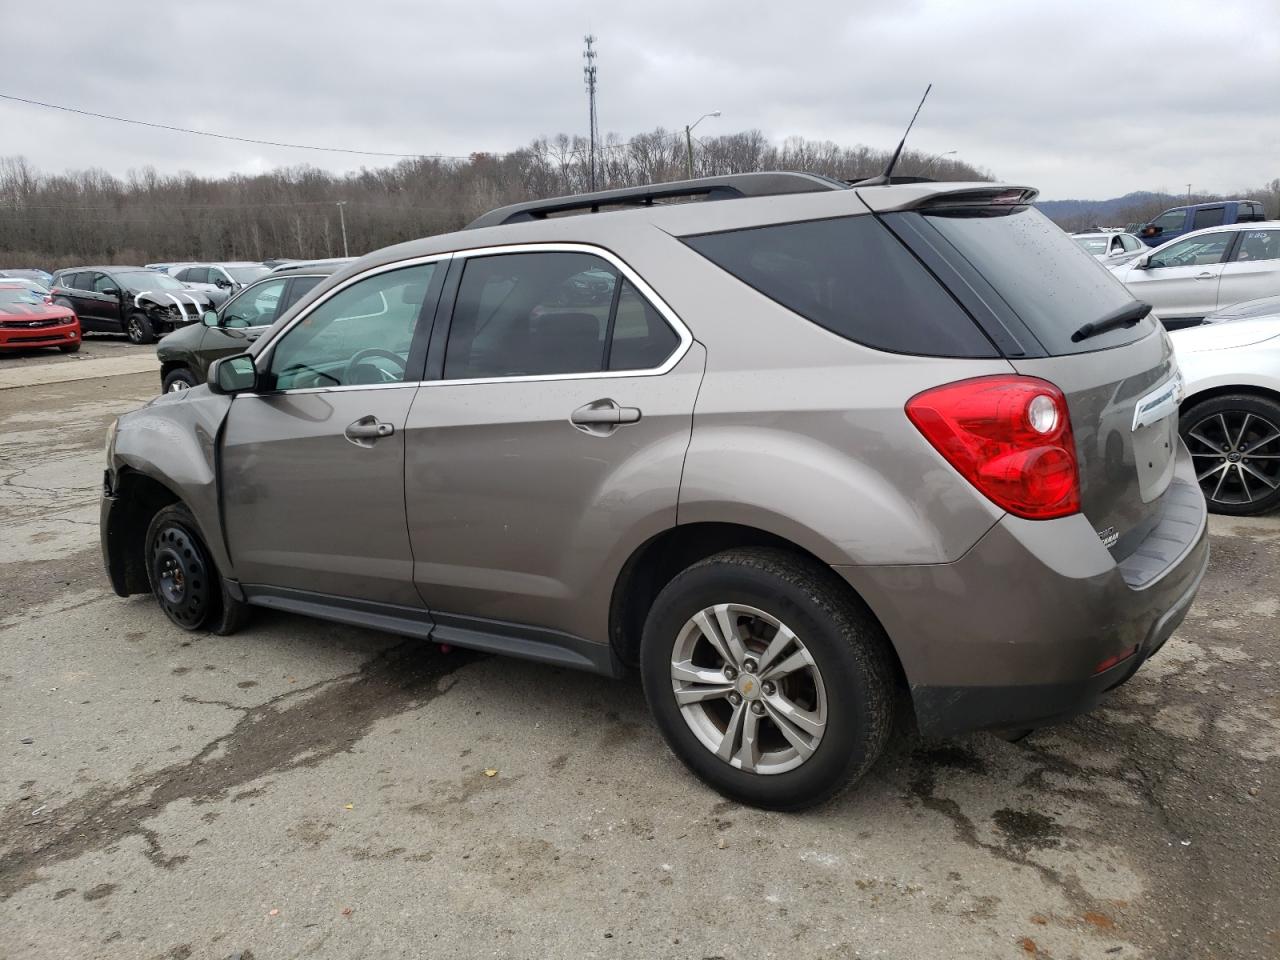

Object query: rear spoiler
[855,183,1039,214]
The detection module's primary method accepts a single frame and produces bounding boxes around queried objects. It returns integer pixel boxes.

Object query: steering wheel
[343,348,407,384]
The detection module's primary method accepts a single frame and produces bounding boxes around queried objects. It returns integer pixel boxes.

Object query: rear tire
[640,547,895,811]
[1181,393,1280,516]
[126,311,156,345]
[162,368,198,393]
[144,503,248,634]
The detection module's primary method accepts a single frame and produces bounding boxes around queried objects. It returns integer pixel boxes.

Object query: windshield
[117,270,185,291]
[0,288,47,308]
[920,205,1152,355]
[227,265,270,283]
[1073,237,1110,254]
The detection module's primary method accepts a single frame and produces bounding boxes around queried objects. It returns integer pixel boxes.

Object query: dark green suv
[156,265,336,392]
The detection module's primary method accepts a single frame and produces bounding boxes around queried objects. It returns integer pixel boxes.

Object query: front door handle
[1195,272,1214,279]
[570,399,642,434]
[345,416,394,447]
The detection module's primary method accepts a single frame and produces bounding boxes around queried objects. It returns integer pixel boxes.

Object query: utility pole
[335,200,349,258]
[1186,184,1192,203]
[583,35,599,191]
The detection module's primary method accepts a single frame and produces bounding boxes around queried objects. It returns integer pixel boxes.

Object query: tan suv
[101,173,1208,808]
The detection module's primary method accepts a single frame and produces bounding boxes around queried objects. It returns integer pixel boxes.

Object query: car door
[92,272,125,329]
[52,273,94,327]
[403,247,703,648]
[1216,228,1280,311]
[220,258,445,605]
[193,277,291,377]
[1121,231,1234,324]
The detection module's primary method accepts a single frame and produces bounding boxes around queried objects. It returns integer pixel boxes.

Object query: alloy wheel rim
[670,603,827,775]
[1185,411,1280,506]
[167,379,190,392]
[128,316,145,342]
[150,525,208,627]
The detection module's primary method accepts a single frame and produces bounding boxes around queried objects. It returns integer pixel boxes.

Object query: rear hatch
[880,193,1183,561]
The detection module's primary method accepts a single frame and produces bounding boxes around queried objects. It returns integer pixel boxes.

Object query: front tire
[58,342,81,353]
[640,547,895,811]
[144,503,248,633]
[1181,393,1280,516]
[162,368,198,393]
[126,311,156,345]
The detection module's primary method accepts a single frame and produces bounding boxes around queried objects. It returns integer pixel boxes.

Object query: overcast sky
[3,0,1277,200]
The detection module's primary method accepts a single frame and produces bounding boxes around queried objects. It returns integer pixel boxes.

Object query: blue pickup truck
[1138,199,1267,247]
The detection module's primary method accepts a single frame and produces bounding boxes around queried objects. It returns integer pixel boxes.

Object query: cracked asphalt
[1,358,1278,960]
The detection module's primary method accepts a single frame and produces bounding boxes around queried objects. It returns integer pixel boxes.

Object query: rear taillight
[906,375,1081,520]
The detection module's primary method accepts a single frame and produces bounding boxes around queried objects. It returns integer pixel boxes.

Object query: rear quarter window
[681,215,996,358]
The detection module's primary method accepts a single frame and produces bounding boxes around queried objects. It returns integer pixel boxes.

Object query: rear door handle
[570,399,642,434]
[345,416,394,446]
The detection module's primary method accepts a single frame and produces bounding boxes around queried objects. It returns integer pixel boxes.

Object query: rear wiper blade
[1070,302,1152,343]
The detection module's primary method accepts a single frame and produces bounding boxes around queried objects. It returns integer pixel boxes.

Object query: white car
[1110,221,1280,329]
[1072,231,1146,266]
[1172,295,1280,515]
[166,262,272,306]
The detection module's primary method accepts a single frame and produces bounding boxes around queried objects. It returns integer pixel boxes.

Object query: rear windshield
[917,205,1153,355]
[682,214,996,358]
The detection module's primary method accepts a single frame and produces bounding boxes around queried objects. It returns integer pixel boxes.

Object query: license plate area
[1132,372,1183,503]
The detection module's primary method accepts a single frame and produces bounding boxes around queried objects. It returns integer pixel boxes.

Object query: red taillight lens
[906,375,1081,520]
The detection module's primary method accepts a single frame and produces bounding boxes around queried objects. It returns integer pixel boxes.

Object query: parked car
[49,266,215,343]
[102,173,1207,809]
[1172,299,1280,515]
[0,283,80,353]
[156,265,336,392]
[1137,199,1266,247]
[0,277,52,299]
[1072,231,1146,266]
[167,262,272,306]
[0,268,54,285]
[1108,222,1280,329]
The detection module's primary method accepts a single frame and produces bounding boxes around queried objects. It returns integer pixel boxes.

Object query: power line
[0,92,476,160]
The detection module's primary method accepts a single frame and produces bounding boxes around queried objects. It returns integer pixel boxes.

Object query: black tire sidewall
[640,554,889,810]
[1181,393,1280,516]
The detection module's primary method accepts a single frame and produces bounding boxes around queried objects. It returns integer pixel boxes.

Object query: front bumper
[839,447,1210,738]
[0,322,80,348]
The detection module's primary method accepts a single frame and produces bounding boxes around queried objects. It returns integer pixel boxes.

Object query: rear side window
[915,205,1151,356]
[1192,207,1226,229]
[682,215,995,357]
[1235,230,1280,263]
[1150,209,1186,233]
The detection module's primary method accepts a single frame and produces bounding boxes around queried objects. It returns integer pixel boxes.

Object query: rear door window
[1150,209,1186,234]
[1233,230,1280,263]
[907,204,1153,356]
[442,251,682,379]
[1192,207,1226,229]
[683,215,996,357]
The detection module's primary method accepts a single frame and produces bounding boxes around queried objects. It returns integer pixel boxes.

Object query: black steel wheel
[145,504,216,630]
[1181,394,1280,516]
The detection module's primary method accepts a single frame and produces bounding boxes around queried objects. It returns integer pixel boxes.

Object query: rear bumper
[839,448,1209,738]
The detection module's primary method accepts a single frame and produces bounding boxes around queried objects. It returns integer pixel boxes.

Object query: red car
[0,283,81,353]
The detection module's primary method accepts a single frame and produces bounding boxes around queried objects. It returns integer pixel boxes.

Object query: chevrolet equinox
[101,173,1209,809]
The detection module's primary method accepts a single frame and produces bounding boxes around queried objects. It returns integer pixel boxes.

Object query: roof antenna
[854,83,932,187]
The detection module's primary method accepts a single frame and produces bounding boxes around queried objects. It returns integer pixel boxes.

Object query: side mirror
[101,287,120,297]
[201,310,220,327]
[1136,257,1152,270]
[215,277,232,289]
[207,354,257,395]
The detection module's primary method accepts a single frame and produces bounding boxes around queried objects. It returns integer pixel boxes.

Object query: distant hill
[1036,191,1182,228]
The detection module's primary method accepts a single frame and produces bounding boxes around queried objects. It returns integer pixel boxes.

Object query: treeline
[0,130,990,268]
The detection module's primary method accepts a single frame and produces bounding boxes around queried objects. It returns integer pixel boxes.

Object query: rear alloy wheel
[641,548,894,810]
[1182,394,1280,516]
[126,311,156,345]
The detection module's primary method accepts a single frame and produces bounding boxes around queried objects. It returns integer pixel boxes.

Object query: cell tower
[583,34,599,191]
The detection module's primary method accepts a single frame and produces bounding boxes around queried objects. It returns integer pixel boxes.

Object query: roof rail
[465,171,847,230]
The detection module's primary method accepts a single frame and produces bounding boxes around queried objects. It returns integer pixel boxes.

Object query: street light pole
[336,201,349,258]
[684,111,721,180]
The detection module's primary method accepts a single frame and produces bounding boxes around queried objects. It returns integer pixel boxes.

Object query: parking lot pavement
[1,373,1277,960]
[0,334,156,371]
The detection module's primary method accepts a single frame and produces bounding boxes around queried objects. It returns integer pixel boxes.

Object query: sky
[2,0,1277,200]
